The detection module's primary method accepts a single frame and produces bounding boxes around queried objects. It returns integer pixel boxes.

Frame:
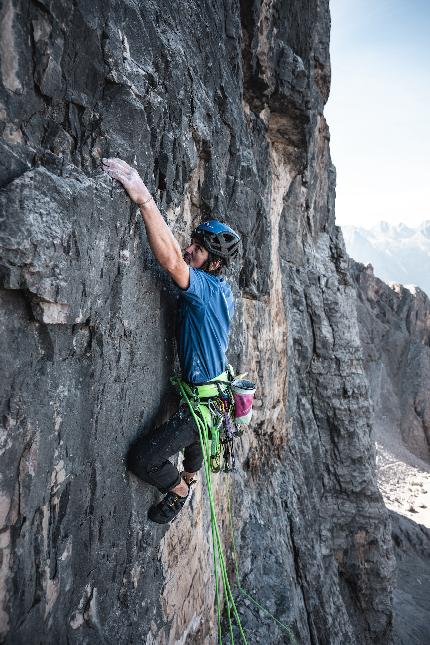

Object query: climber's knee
[127,440,149,476]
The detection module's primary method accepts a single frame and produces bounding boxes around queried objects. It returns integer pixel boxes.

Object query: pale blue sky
[325,0,430,227]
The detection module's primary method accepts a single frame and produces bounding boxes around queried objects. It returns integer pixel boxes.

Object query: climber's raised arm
[102,158,189,288]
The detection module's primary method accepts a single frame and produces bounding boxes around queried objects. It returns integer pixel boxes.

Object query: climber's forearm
[103,159,183,272]
[139,200,183,272]
[102,157,183,272]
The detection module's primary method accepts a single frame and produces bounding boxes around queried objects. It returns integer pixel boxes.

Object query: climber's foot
[148,487,189,524]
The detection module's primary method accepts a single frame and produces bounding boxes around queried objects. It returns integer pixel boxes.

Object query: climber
[102,158,240,524]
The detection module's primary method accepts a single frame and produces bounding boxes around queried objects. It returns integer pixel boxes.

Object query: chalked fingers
[102,158,150,205]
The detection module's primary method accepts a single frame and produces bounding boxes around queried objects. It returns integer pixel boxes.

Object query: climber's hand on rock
[102,158,152,206]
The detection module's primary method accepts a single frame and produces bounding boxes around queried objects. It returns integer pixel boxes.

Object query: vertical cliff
[349,261,430,645]
[350,261,430,463]
[0,1,394,643]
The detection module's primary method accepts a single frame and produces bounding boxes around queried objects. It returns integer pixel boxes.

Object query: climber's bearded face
[183,238,209,269]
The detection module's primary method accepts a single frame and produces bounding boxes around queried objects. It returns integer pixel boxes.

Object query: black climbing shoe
[148,489,189,524]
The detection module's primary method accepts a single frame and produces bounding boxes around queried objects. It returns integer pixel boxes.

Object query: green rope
[173,377,247,644]
[211,493,222,642]
[225,481,298,645]
[173,376,296,645]
[198,396,245,644]
[200,409,231,644]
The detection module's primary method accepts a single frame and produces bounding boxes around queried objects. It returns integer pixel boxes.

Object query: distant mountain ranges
[342,221,430,297]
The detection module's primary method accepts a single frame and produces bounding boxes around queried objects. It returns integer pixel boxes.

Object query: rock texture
[391,511,430,645]
[350,261,430,464]
[1,2,394,644]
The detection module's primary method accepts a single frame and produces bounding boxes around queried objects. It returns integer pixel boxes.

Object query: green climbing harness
[174,368,242,474]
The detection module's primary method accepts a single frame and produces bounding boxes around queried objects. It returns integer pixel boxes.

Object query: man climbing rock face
[102,158,240,524]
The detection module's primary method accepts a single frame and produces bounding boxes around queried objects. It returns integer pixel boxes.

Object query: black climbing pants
[127,405,203,493]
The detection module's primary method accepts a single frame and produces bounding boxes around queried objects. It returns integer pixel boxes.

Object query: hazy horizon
[342,220,430,295]
[342,219,430,231]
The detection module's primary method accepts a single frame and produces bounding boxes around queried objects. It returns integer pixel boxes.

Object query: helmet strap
[202,253,224,275]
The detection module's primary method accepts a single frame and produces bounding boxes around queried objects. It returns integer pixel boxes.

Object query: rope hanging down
[225,483,297,644]
[172,377,297,644]
[172,376,247,644]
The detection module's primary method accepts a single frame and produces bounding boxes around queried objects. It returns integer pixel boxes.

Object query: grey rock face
[391,512,430,645]
[350,261,430,463]
[1,2,393,644]
[350,261,430,645]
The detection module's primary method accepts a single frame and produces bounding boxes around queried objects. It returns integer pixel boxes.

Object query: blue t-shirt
[176,268,234,384]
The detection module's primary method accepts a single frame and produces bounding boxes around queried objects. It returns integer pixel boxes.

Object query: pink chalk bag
[231,379,257,425]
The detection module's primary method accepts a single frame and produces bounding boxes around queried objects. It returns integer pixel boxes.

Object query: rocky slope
[375,436,430,645]
[0,1,393,644]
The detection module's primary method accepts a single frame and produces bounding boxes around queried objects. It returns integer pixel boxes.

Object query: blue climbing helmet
[192,220,241,262]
